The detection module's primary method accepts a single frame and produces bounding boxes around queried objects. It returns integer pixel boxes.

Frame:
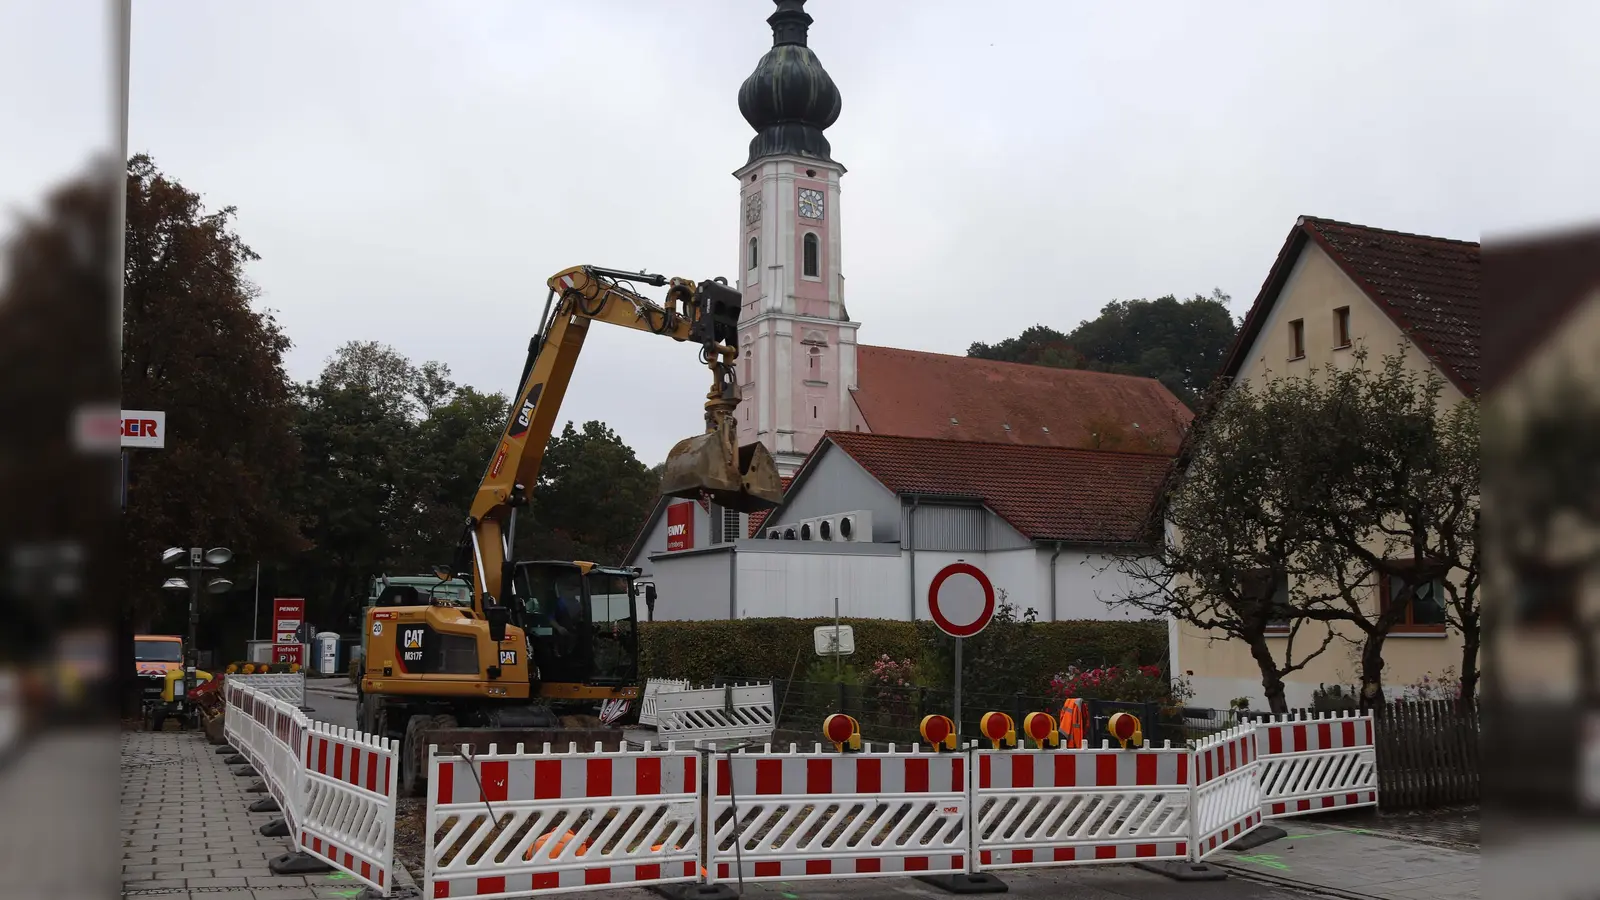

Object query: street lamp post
[162,546,234,713]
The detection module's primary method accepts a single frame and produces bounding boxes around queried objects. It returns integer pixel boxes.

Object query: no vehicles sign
[928,562,995,638]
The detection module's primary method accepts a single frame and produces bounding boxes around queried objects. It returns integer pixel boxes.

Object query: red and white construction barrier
[707,743,968,884]
[973,742,1193,869]
[1189,725,1263,860]
[225,680,305,836]
[225,678,401,896]
[425,742,702,899]
[298,723,399,893]
[1254,710,1377,820]
[417,714,1382,896]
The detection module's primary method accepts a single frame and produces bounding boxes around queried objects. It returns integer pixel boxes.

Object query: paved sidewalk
[120,729,383,899]
[1214,821,1479,900]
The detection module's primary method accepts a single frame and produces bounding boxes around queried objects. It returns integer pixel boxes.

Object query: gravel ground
[395,798,428,881]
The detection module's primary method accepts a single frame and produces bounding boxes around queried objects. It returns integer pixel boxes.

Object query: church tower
[734,0,859,478]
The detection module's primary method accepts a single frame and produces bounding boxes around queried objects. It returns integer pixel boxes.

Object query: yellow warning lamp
[823,714,862,752]
[920,714,958,751]
[1107,712,1144,749]
[979,711,1017,750]
[1022,712,1061,750]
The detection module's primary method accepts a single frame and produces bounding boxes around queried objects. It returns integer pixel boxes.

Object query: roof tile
[852,345,1192,454]
[1302,217,1481,391]
[824,431,1172,544]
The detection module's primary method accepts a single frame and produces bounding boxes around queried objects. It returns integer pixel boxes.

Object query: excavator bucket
[660,431,783,513]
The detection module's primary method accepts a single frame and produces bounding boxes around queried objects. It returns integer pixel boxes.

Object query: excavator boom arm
[461,265,782,612]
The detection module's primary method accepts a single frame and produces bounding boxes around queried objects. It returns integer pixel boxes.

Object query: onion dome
[737,0,842,165]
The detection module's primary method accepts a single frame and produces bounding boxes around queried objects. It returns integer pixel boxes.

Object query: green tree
[517,420,658,564]
[1118,349,1480,710]
[397,383,509,571]
[969,290,1238,408]
[120,154,304,629]
[1114,377,1339,714]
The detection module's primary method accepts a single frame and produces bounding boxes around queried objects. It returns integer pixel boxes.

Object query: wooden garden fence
[1371,698,1480,810]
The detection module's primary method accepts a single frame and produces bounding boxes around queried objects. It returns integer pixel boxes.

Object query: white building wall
[643,548,732,622]
[735,547,904,619]
[1042,550,1151,622]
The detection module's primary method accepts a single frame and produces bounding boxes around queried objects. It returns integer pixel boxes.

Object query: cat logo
[499,650,517,666]
[507,384,544,437]
[403,629,423,649]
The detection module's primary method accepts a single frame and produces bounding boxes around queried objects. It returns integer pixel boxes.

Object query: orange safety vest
[1059,698,1085,749]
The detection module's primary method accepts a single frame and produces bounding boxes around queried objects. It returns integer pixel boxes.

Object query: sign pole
[953,635,963,739]
[834,596,841,680]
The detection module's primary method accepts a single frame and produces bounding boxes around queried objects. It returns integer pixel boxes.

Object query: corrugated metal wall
[900,503,1032,552]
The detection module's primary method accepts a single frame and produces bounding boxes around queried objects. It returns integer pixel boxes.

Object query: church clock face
[798,188,824,220]
[745,192,762,225]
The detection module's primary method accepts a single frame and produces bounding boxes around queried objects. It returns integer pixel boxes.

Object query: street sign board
[273,598,305,665]
[813,624,855,656]
[928,562,995,638]
[120,410,167,449]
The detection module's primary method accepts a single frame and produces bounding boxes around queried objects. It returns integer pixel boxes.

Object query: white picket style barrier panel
[297,722,400,894]
[225,678,400,896]
[638,678,689,728]
[225,680,306,838]
[1189,725,1263,861]
[707,743,968,884]
[230,671,307,707]
[425,741,701,898]
[973,741,1192,869]
[655,683,775,743]
[1254,710,1377,820]
[414,711,1385,895]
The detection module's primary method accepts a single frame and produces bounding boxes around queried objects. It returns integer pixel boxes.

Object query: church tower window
[747,236,759,271]
[803,232,819,277]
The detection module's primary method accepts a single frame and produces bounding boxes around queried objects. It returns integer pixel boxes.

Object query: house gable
[1222,216,1479,398]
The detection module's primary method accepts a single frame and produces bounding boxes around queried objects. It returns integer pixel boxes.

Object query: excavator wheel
[400,713,458,798]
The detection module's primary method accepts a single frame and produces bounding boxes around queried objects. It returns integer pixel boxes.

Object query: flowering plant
[864,654,919,720]
[1048,663,1192,707]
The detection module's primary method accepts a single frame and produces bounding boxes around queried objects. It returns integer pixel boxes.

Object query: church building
[626,0,1188,623]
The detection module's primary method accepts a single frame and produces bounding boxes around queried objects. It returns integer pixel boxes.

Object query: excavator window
[585,571,637,685]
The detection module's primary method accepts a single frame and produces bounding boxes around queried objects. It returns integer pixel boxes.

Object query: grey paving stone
[187,875,251,887]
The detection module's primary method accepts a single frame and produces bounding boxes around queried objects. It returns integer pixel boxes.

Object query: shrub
[638,616,1167,689]
[1048,664,1194,707]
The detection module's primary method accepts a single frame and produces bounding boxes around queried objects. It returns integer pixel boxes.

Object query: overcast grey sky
[5,1,1597,464]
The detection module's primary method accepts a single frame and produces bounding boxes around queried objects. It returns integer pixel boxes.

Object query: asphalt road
[302,683,356,728]
[299,685,1324,900]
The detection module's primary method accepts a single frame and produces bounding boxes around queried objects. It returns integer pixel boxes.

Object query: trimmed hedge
[639,617,1167,695]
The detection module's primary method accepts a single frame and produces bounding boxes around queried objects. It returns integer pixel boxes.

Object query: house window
[748,236,758,271]
[1379,564,1448,634]
[1289,319,1305,359]
[1334,306,1351,348]
[803,232,819,277]
[1243,569,1292,634]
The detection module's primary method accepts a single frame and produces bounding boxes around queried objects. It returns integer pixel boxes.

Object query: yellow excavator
[359,265,781,794]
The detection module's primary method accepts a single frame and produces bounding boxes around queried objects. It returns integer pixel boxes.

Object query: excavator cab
[513,561,640,699]
[659,277,784,513]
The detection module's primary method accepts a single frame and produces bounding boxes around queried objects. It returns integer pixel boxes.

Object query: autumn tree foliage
[121,154,304,629]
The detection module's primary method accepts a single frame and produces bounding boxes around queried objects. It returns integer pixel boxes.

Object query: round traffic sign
[927,562,996,638]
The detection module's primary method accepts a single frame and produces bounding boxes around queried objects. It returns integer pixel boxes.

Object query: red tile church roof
[851,346,1192,454]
